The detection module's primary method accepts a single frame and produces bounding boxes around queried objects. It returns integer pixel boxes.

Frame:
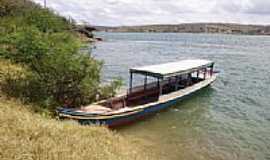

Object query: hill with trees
[95,23,270,35]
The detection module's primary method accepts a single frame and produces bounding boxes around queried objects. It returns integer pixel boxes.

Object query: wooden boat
[57,59,217,127]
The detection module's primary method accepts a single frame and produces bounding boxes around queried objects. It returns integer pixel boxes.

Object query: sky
[32,0,270,26]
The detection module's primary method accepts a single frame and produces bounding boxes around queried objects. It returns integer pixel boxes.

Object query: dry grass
[0,95,149,160]
[0,59,26,79]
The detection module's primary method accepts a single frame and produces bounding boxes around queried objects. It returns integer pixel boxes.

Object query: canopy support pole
[144,75,147,90]
[159,78,163,96]
[210,64,214,76]
[203,68,207,79]
[175,76,180,91]
[129,71,133,93]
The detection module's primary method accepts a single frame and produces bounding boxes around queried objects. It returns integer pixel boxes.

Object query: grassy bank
[0,94,149,160]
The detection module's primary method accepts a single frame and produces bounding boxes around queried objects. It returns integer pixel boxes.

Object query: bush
[0,0,122,110]
[0,26,103,108]
[99,78,124,99]
[0,0,31,17]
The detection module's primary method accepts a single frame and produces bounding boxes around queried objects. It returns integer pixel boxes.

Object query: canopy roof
[130,59,214,78]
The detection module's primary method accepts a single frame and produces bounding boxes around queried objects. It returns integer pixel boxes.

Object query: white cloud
[32,0,270,26]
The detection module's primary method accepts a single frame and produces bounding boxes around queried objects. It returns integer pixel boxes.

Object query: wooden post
[129,72,133,93]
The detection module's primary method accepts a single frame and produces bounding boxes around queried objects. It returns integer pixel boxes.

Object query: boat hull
[58,75,216,127]
[78,90,198,127]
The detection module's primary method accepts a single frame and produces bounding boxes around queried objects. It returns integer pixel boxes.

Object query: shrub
[0,0,31,17]
[99,78,124,99]
[0,0,122,110]
[0,26,104,108]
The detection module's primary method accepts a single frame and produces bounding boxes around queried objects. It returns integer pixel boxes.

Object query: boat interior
[97,69,212,110]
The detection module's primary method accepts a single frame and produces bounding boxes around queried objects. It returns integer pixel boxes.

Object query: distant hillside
[94,23,270,35]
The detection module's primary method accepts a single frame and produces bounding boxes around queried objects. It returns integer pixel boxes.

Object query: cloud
[32,0,270,26]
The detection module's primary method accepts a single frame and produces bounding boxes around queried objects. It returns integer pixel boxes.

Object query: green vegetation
[0,1,151,160]
[0,0,121,111]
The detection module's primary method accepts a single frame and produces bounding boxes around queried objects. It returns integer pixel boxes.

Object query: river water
[92,32,270,160]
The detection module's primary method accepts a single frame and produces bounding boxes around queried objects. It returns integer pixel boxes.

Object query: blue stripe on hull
[78,84,211,127]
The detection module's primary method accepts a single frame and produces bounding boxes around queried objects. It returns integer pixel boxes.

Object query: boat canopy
[130,59,214,79]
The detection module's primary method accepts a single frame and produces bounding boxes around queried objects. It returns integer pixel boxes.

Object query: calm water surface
[92,32,270,160]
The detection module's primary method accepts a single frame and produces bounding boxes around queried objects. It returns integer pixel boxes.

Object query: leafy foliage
[99,78,124,100]
[0,0,122,109]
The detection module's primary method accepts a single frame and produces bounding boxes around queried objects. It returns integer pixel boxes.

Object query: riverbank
[94,23,270,35]
[0,93,149,160]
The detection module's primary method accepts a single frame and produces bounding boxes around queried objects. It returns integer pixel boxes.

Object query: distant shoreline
[92,23,270,36]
